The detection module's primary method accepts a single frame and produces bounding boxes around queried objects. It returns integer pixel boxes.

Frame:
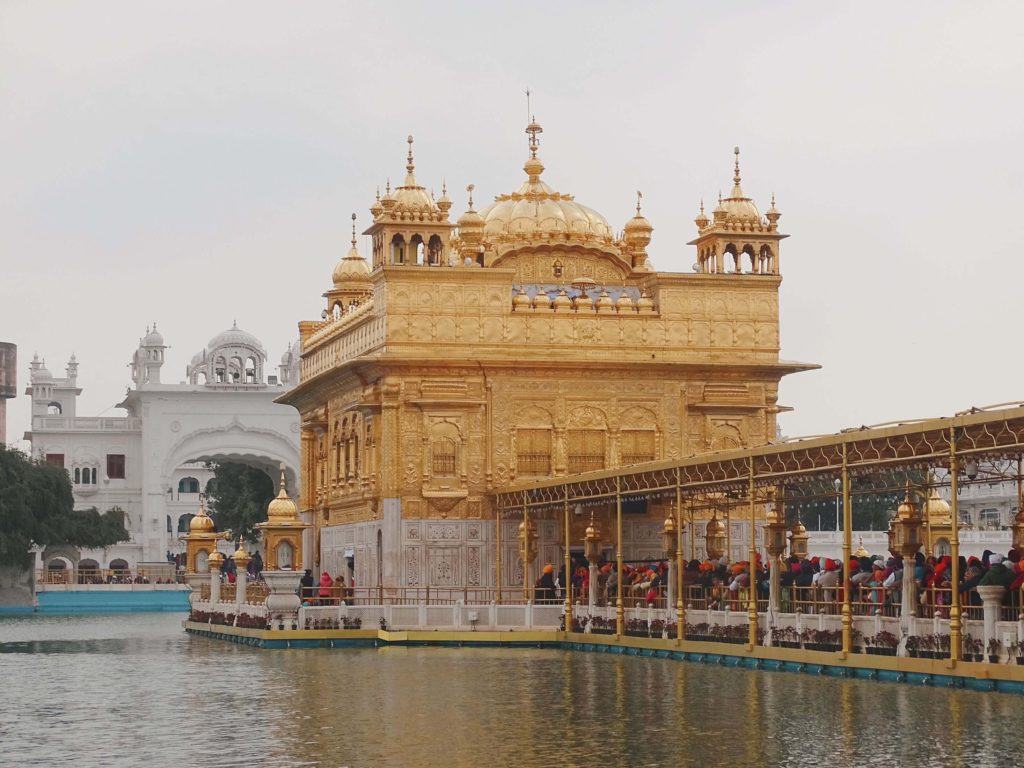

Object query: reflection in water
[0,614,1020,767]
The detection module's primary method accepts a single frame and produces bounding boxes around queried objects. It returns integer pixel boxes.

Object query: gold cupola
[324,214,372,315]
[623,191,653,271]
[257,464,310,571]
[189,497,215,533]
[181,496,229,574]
[474,117,617,264]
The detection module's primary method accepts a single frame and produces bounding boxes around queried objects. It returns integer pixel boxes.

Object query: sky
[2,1,1023,450]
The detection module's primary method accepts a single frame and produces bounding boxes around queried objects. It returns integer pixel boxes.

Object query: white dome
[206,323,266,355]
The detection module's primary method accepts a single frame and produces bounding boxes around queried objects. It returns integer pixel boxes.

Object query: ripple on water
[0,614,1019,768]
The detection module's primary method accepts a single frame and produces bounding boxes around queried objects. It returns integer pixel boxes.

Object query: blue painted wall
[34,590,189,614]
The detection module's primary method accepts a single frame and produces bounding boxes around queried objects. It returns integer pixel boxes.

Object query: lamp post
[763,488,788,625]
[662,512,677,614]
[705,510,726,560]
[584,510,601,610]
[888,485,924,634]
[518,510,538,602]
[789,518,809,560]
[833,477,841,532]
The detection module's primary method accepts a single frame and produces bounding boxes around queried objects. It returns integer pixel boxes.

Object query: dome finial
[406,135,415,173]
[733,146,741,185]
[635,190,643,216]
[350,213,357,248]
[278,462,287,494]
[466,183,475,211]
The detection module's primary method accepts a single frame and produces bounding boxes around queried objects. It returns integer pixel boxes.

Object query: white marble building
[26,324,304,573]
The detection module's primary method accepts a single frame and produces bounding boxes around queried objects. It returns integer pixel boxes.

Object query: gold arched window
[567,429,605,473]
[432,437,457,476]
[517,428,552,475]
[620,429,656,465]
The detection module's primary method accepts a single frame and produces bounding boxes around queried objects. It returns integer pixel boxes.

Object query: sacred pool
[0,612,1019,766]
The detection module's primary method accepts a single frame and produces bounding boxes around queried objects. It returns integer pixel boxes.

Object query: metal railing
[36,568,184,585]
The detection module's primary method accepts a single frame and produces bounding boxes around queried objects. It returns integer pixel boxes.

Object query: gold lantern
[662,514,678,559]
[1013,508,1024,553]
[518,518,538,564]
[584,511,602,562]
[705,512,726,560]
[764,494,788,558]
[788,518,809,560]
[889,487,923,559]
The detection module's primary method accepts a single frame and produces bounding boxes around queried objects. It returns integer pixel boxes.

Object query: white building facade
[26,325,303,573]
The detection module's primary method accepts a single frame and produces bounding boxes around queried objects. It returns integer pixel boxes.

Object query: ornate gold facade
[280,120,814,585]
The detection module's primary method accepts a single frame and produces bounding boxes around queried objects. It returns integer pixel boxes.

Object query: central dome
[206,323,266,355]
[477,122,614,251]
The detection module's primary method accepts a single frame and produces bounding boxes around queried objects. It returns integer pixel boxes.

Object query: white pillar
[977,584,1007,660]
[900,564,917,635]
[666,561,676,615]
[588,564,597,609]
[235,568,248,614]
[768,556,781,628]
[209,570,221,606]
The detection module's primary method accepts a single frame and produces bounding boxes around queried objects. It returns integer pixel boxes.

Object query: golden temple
[280,119,816,588]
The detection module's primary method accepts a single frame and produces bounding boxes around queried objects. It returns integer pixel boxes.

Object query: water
[0,613,1019,767]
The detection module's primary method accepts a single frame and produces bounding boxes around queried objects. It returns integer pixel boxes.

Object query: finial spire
[733,146,741,185]
[700,198,705,215]
[466,183,475,211]
[406,135,415,173]
[278,462,287,495]
[635,190,643,216]
[385,178,391,194]
[350,213,357,248]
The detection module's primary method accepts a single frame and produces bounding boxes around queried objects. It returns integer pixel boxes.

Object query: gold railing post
[747,457,759,648]
[840,444,853,655]
[616,476,624,637]
[564,493,572,633]
[676,468,685,644]
[948,425,962,664]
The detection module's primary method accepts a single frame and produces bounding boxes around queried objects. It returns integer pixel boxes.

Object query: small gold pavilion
[279,120,815,588]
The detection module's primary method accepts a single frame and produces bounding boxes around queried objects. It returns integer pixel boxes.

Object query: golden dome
[790,519,807,536]
[457,184,485,247]
[853,537,870,558]
[636,289,654,313]
[233,540,251,568]
[615,291,634,312]
[207,546,224,569]
[552,289,572,310]
[694,200,710,230]
[478,119,614,251]
[189,499,215,533]
[718,147,762,224]
[706,515,726,536]
[924,488,951,524]
[513,286,532,309]
[623,193,653,248]
[267,464,299,521]
[390,136,444,218]
[332,214,371,287]
[897,489,919,519]
[595,288,615,313]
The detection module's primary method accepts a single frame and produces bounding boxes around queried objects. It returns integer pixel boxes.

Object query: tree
[0,446,130,567]
[205,462,274,544]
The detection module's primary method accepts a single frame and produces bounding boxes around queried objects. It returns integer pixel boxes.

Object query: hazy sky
[2,1,1023,450]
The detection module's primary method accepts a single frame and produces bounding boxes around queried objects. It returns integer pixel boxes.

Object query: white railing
[297,602,564,631]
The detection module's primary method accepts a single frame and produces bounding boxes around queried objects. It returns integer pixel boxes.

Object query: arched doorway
[78,559,101,583]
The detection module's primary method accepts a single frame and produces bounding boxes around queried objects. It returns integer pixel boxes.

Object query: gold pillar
[747,458,758,648]
[925,469,935,557]
[495,505,502,605]
[948,426,962,664]
[563,494,572,632]
[675,469,685,644]
[840,444,853,655]
[615,476,624,637]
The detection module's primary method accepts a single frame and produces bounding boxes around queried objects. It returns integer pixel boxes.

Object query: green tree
[0,446,130,567]
[205,462,274,544]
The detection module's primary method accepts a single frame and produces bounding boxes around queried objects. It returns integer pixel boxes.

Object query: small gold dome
[790,519,807,536]
[207,546,224,569]
[552,289,572,310]
[853,537,869,558]
[513,286,532,309]
[636,290,654,312]
[267,465,299,521]
[706,515,726,536]
[595,289,615,312]
[615,291,634,312]
[924,488,951,524]
[190,500,215,533]
[233,540,251,568]
[624,193,653,249]
[333,215,371,287]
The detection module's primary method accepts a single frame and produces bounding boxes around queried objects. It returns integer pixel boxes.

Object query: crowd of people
[531,548,1024,614]
[299,569,355,605]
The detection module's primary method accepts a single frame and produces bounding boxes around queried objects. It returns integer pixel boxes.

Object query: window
[432,437,457,476]
[979,508,1001,529]
[517,429,552,475]
[567,430,605,474]
[45,453,65,468]
[177,477,200,494]
[620,430,656,465]
[47,402,62,415]
[106,454,126,479]
[74,467,81,483]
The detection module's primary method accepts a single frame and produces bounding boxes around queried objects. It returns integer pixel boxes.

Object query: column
[616,477,624,637]
[948,426,962,663]
[978,585,1007,659]
[235,567,248,615]
[747,458,759,648]
[840,447,853,654]
[563,496,572,632]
